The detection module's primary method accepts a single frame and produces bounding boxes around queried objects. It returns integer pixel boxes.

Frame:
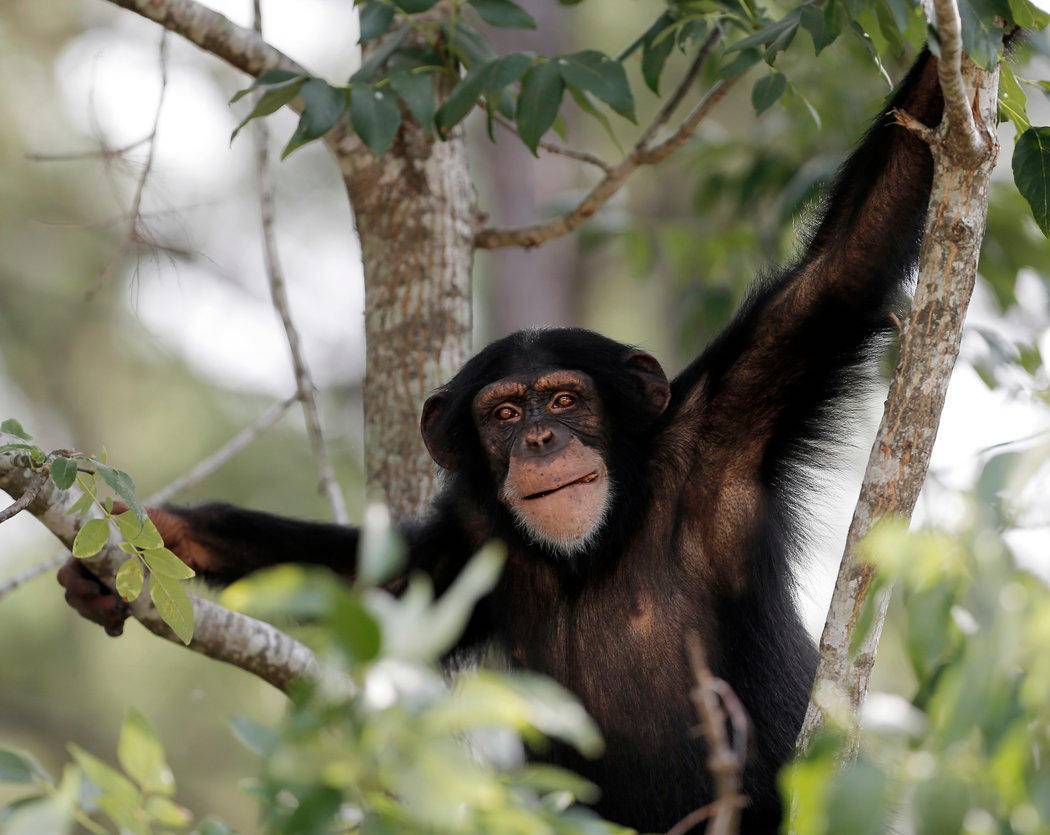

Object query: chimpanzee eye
[551,392,577,410]
[494,404,521,422]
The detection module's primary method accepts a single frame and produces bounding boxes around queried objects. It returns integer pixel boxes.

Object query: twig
[25,136,152,162]
[146,395,297,505]
[475,27,733,250]
[252,1,349,525]
[492,113,611,173]
[678,632,748,835]
[0,470,48,524]
[930,0,987,163]
[0,554,67,598]
[85,32,170,300]
[0,435,333,693]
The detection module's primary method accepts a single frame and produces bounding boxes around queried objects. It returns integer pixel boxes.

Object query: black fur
[164,50,944,833]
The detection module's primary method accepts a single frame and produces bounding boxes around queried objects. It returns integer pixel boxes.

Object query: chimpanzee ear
[625,351,671,419]
[420,393,459,471]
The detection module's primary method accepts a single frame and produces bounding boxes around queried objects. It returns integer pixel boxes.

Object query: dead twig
[146,395,298,505]
[0,470,48,524]
[673,632,748,835]
[491,113,612,173]
[475,26,732,250]
[252,1,349,524]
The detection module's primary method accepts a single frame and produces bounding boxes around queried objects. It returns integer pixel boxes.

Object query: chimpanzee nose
[525,426,555,450]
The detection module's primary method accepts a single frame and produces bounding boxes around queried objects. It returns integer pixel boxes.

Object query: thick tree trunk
[334,128,476,521]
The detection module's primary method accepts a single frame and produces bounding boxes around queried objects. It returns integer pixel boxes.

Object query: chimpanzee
[60,49,945,832]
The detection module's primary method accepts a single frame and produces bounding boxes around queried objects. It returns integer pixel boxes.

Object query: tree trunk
[335,127,476,521]
[797,54,1000,755]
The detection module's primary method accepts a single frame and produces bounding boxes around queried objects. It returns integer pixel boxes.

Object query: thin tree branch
[491,113,611,173]
[676,632,748,835]
[797,9,1001,756]
[0,554,67,598]
[930,0,987,163]
[104,0,306,79]
[474,27,731,250]
[85,32,169,300]
[146,395,297,506]
[0,437,329,693]
[25,136,152,162]
[0,470,48,524]
[252,4,349,526]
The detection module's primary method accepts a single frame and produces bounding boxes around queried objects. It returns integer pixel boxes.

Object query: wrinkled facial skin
[472,370,611,554]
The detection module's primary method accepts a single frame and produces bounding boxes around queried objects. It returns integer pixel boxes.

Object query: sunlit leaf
[118,708,175,796]
[149,573,195,645]
[72,518,110,558]
[115,558,144,602]
[143,547,195,580]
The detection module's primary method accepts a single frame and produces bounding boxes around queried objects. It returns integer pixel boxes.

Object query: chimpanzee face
[470,369,611,554]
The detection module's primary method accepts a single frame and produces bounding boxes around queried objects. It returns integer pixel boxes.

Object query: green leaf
[118,708,175,796]
[1,418,31,440]
[0,442,38,455]
[68,745,140,808]
[97,465,146,522]
[801,3,839,53]
[1005,0,1050,27]
[230,76,306,141]
[444,19,497,66]
[359,1,395,42]
[282,79,347,159]
[228,716,279,756]
[389,69,436,129]
[516,61,565,154]
[469,0,536,28]
[145,796,192,828]
[718,47,763,81]
[0,749,49,785]
[150,573,195,645]
[114,510,163,549]
[728,10,802,53]
[352,27,410,81]
[955,0,1008,69]
[913,773,969,835]
[487,53,532,91]
[229,69,301,104]
[115,558,144,602]
[1013,126,1050,236]
[68,492,95,517]
[329,595,382,663]
[556,50,635,122]
[998,62,1030,133]
[641,15,677,95]
[358,505,407,586]
[436,62,494,133]
[567,86,623,154]
[393,0,440,10]
[142,547,195,580]
[50,457,77,490]
[72,518,110,558]
[751,71,787,114]
[350,83,403,154]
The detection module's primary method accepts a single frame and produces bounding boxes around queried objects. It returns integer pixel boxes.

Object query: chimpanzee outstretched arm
[671,52,944,561]
[58,496,481,635]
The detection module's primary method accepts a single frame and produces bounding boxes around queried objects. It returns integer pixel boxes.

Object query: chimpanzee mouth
[522,471,600,501]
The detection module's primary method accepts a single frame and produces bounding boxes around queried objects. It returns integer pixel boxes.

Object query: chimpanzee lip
[522,471,600,501]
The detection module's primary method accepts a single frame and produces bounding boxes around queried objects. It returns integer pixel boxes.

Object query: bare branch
[146,395,297,506]
[251,5,349,526]
[798,15,1001,755]
[84,32,170,300]
[0,554,67,598]
[492,113,612,173]
[475,27,732,250]
[25,136,152,162]
[0,437,329,693]
[674,632,748,835]
[930,0,987,163]
[0,470,48,524]
[104,0,306,79]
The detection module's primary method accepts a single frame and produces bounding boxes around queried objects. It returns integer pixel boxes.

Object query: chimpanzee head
[420,329,670,556]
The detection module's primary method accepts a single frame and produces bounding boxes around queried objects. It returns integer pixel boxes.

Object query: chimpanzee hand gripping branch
[61,49,945,833]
